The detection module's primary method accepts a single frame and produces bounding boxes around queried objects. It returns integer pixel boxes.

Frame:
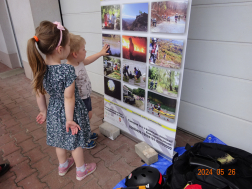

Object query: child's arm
[36,92,47,124]
[64,81,81,135]
[83,44,109,66]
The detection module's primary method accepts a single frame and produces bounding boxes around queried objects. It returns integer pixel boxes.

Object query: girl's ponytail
[26,21,69,95]
[27,37,46,95]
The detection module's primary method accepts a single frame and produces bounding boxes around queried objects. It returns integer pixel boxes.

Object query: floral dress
[43,64,90,150]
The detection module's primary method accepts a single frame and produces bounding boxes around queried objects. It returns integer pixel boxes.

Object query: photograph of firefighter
[122,35,147,63]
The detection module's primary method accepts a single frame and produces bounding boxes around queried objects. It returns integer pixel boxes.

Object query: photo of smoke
[147,91,176,123]
[102,34,121,58]
[104,77,121,101]
[122,35,147,63]
[122,3,148,32]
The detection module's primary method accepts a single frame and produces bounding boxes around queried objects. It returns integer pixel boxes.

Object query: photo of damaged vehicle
[123,85,135,105]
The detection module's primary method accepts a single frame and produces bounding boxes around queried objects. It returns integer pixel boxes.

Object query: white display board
[101,0,192,159]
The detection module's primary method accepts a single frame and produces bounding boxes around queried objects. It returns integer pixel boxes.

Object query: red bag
[184,184,202,189]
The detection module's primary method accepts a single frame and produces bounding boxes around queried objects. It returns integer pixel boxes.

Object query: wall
[7,0,35,78]
[0,24,9,66]
[30,0,62,28]
[0,0,20,68]
[7,0,62,79]
[178,0,252,153]
[60,0,104,94]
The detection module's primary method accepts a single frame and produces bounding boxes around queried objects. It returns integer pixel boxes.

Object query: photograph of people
[147,91,176,123]
[122,59,146,88]
[103,57,121,80]
[149,38,184,69]
[101,5,120,30]
[150,1,188,33]
[122,3,148,31]
[149,38,159,64]
[122,35,147,63]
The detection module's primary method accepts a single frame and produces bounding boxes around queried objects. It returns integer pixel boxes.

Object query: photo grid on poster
[101,0,191,158]
[101,0,189,124]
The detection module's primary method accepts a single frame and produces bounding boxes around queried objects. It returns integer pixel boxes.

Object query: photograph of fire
[122,35,147,63]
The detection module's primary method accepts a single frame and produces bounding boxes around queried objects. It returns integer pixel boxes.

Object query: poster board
[101,0,192,159]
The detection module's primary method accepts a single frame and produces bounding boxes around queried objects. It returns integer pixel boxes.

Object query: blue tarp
[113,134,226,189]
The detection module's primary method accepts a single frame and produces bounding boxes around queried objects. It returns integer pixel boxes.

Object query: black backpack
[163,142,252,189]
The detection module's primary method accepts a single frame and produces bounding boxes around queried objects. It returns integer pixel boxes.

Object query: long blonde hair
[27,21,69,94]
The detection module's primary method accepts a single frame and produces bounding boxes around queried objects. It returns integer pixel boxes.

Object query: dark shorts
[82,97,92,112]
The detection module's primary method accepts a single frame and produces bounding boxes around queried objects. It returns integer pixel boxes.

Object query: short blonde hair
[69,33,86,54]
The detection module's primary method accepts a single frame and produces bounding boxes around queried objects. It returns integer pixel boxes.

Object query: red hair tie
[33,36,39,42]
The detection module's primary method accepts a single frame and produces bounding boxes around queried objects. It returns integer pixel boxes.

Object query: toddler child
[66,33,109,149]
[27,21,95,181]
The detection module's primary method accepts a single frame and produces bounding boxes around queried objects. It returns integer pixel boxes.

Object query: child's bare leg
[88,111,92,120]
[71,147,84,167]
[56,147,67,164]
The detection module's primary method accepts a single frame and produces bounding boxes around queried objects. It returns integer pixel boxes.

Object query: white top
[74,62,92,99]
[111,15,116,23]
[107,14,110,21]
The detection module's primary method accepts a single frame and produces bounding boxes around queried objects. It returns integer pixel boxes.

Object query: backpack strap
[163,165,173,189]
[172,152,179,164]
[189,156,220,170]
[185,143,191,151]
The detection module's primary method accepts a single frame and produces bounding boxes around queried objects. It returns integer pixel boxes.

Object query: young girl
[27,21,96,181]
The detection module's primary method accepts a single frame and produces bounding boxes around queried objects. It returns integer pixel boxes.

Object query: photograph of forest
[150,1,188,33]
[122,3,148,32]
[149,38,183,69]
[101,5,120,30]
[123,84,145,111]
[147,91,176,123]
[103,57,121,80]
[148,66,180,98]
